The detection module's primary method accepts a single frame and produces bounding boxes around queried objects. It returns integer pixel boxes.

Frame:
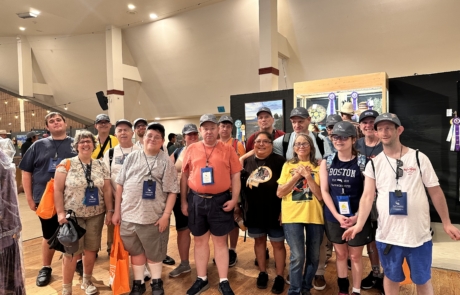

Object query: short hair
[254,131,273,142]
[45,112,66,127]
[168,133,176,141]
[72,130,96,153]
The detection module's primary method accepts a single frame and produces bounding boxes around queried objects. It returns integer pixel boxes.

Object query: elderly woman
[320,121,372,295]
[277,133,324,295]
[242,131,286,293]
[54,130,112,295]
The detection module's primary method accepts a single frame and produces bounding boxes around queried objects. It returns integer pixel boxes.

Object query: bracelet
[164,211,172,215]
[107,209,115,213]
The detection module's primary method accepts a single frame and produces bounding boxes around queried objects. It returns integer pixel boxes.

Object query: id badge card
[389,190,407,215]
[201,167,214,185]
[142,179,156,199]
[337,195,352,216]
[84,187,99,206]
[115,155,125,165]
[48,158,62,173]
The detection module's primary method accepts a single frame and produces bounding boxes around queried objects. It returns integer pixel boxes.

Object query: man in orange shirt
[181,114,242,295]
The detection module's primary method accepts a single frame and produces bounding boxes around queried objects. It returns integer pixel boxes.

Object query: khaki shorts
[120,221,169,262]
[63,213,105,256]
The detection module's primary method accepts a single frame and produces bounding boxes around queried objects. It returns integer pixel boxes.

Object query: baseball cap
[199,114,218,126]
[359,110,379,123]
[218,115,233,124]
[331,121,357,137]
[290,107,309,118]
[256,107,273,117]
[182,124,198,134]
[57,223,79,255]
[95,114,110,124]
[26,131,37,139]
[326,114,342,127]
[147,122,165,137]
[133,118,148,128]
[115,119,133,128]
[374,113,402,130]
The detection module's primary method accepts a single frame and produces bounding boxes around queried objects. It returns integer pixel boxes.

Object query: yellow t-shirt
[92,135,119,159]
[277,161,324,224]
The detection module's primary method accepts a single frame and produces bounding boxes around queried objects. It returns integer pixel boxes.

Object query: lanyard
[49,137,65,159]
[78,158,93,188]
[120,145,133,158]
[202,142,217,167]
[143,151,159,180]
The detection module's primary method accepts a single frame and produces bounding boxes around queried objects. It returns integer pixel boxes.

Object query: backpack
[108,148,114,173]
[232,139,239,154]
[282,132,325,158]
[173,146,185,163]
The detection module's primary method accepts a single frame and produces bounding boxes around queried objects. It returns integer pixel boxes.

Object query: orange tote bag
[109,225,130,295]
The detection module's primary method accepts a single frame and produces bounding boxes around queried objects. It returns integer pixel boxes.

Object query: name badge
[389,191,407,215]
[201,167,214,185]
[115,155,125,165]
[48,158,62,173]
[142,179,156,199]
[337,195,352,216]
[84,187,99,206]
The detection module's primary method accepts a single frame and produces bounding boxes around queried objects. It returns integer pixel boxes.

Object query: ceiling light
[46,110,50,113]
[17,12,38,19]
[64,104,68,110]
[154,117,160,120]
[128,4,136,10]
[32,111,35,116]
[30,9,41,16]
[19,27,25,31]
[15,114,18,119]
[149,13,158,19]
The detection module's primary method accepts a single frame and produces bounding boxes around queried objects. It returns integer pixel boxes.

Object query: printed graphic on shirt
[247,166,272,189]
[290,168,313,201]
[329,166,357,191]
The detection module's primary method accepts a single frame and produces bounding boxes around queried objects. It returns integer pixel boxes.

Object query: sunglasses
[331,135,350,141]
[396,159,404,179]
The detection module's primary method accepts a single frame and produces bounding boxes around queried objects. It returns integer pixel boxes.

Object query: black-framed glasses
[396,159,404,179]
[331,135,350,141]
[254,140,272,145]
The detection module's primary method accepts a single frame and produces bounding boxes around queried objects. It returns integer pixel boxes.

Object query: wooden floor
[23,225,460,295]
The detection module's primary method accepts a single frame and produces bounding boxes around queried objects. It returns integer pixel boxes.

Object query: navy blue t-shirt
[19,137,77,203]
[355,138,383,161]
[324,154,364,222]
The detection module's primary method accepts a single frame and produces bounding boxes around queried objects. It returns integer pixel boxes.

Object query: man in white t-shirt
[343,113,460,295]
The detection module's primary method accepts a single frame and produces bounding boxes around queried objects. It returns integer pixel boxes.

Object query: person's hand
[335,214,349,228]
[443,223,460,241]
[57,212,68,225]
[222,199,236,212]
[155,215,170,233]
[105,212,113,225]
[181,202,189,216]
[342,224,364,241]
[297,165,309,179]
[344,215,358,228]
[27,198,37,211]
[112,211,121,225]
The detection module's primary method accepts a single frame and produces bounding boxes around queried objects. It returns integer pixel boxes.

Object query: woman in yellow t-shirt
[277,133,324,295]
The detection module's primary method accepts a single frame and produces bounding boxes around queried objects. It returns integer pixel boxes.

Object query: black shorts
[37,208,60,240]
[325,218,373,247]
[187,190,234,237]
[173,196,189,231]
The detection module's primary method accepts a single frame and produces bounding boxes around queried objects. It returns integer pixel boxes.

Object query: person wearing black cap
[133,118,148,148]
[245,107,285,152]
[20,131,38,157]
[344,113,460,295]
[112,122,179,295]
[320,114,343,158]
[92,114,119,159]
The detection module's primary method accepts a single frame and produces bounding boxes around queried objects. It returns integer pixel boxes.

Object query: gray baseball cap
[182,124,198,134]
[115,119,132,128]
[326,114,342,127]
[133,118,148,128]
[218,115,233,124]
[26,131,37,139]
[290,107,309,119]
[199,114,218,126]
[359,110,379,123]
[374,113,401,130]
[57,223,79,255]
[332,121,356,137]
[95,114,110,124]
[256,107,272,117]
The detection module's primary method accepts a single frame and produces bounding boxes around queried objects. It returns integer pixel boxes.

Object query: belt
[191,190,229,199]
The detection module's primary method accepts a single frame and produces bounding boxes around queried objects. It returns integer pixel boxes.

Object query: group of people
[19,103,459,295]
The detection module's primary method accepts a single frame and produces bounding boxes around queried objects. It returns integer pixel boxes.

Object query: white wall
[0,37,19,92]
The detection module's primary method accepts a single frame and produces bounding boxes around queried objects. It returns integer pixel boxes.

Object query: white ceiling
[0,0,224,37]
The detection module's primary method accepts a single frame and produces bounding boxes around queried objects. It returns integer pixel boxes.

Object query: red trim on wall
[107,89,124,95]
[258,67,279,76]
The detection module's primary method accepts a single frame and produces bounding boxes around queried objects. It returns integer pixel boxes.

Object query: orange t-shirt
[222,137,246,157]
[182,141,242,194]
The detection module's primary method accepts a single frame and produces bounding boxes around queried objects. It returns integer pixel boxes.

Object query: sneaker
[76,260,83,277]
[218,280,234,295]
[347,258,351,270]
[62,288,72,295]
[186,278,209,295]
[81,280,98,295]
[313,275,326,291]
[36,267,52,287]
[129,280,146,295]
[150,279,164,295]
[162,255,175,265]
[285,274,290,285]
[374,276,385,294]
[229,249,238,267]
[256,272,269,289]
[271,275,285,294]
[254,248,269,266]
[361,271,376,289]
[144,265,151,282]
[169,263,191,277]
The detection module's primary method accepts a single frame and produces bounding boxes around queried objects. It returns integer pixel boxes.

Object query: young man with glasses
[134,118,148,148]
[343,113,460,295]
[92,114,118,159]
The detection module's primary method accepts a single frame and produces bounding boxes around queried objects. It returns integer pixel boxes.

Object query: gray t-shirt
[116,150,179,224]
[19,137,77,203]
[273,131,323,160]
[355,137,383,160]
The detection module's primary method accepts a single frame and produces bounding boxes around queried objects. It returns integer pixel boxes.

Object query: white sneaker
[81,281,98,295]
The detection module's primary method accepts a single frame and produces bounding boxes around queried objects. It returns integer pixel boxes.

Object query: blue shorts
[248,226,285,242]
[376,240,432,285]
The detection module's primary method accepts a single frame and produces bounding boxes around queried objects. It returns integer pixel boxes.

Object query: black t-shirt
[355,137,383,161]
[243,153,285,228]
[19,137,77,203]
[20,140,33,156]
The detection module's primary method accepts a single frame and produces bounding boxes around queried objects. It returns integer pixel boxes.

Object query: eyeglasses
[331,135,350,141]
[294,142,310,148]
[396,159,404,179]
[97,121,110,125]
[145,135,163,141]
[78,140,93,145]
[135,124,147,129]
[254,140,272,145]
